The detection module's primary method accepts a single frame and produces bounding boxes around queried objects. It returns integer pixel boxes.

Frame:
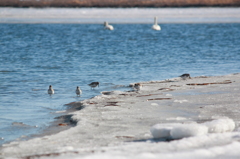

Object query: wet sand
[1,73,240,158]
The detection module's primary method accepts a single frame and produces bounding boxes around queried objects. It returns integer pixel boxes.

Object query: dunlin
[88,82,100,89]
[76,86,82,96]
[134,83,142,91]
[179,74,191,80]
[48,85,54,95]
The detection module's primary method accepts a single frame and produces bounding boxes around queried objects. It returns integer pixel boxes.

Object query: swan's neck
[104,22,108,26]
[154,17,158,25]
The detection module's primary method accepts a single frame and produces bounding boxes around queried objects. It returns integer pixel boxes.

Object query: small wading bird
[179,74,191,80]
[88,82,100,89]
[152,16,161,31]
[104,21,114,30]
[48,85,54,95]
[76,86,82,96]
[134,83,142,91]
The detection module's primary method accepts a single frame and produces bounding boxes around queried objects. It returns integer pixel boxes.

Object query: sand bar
[1,73,240,158]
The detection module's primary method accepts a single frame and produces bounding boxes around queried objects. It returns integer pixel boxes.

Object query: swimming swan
[152,17,161,31]
[104,21,114,30]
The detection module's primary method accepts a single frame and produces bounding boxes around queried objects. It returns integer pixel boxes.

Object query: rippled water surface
[0,23,240,145]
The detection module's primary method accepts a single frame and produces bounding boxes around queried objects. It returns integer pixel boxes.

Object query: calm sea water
[0,23,240,145]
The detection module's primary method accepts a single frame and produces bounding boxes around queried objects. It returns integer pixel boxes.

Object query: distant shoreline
[0,0,239,8]
[1,7,240,24]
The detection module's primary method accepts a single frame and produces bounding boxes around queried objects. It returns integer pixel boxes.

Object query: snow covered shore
[1,73,240,158]
[1,8,240,23]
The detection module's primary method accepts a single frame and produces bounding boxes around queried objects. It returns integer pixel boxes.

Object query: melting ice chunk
[203,118,235,133]
[151,118,235,139]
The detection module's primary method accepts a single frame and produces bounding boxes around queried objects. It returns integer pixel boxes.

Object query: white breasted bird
[134,83,142,91]
[48,85,54,95]
[76,86,82,96]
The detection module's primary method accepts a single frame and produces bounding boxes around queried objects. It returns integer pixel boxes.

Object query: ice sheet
[1,73,240,158]
[0,8,240,23]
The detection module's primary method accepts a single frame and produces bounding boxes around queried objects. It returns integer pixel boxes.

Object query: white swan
[104,21,114,30]
[152,17,161,31]
[48,85,54,95]
[76,86,82,96]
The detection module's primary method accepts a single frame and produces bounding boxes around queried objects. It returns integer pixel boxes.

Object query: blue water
[0,23,240,145]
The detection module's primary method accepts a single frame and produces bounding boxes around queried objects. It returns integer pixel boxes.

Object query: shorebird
[152,17,161,31]
[48,85,54,95]
[76,86,82,96]
[179,74,191,80]
[134,83,142,91]
[104,21,114,30]
[88,82,100,89]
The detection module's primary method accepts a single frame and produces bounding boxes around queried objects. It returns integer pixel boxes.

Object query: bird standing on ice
[134,83,142,91]
[152,17,161,31]
[76,86,82,96]
[104,21,114,30]
[88,82,100,89]
[48,85,54,95]
[179,74,191,80]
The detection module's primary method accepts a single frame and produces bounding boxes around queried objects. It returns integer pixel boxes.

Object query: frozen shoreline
[1,7,240,23]
[1,73,240,158]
